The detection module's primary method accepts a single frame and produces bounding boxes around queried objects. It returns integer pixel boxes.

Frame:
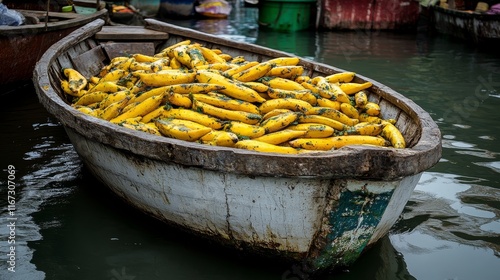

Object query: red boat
[317,0,420,30]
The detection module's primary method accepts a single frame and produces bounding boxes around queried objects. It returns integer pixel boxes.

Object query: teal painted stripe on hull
[312,187,394,269]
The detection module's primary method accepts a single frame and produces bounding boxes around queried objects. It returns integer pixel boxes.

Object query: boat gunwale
[33,18,442,181]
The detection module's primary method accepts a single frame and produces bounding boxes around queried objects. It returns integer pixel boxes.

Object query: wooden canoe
[32,18,441,272]
[430,5,500,44]
[0,3,107,85]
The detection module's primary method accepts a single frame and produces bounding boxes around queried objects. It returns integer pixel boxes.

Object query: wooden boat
[0,1,108,85]
[32,18,441,272]
[430,5,500,44]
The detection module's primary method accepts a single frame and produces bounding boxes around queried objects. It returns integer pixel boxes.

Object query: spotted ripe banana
[298,114,349,131]
[110,94,164,124]
[339,81,373,95]
[88,81,127,93]
[193,99,262,125]
[195,70,266,103]
[61,80,84,97]
[266,88,317,105]
[74,91,108,106]
[266,57,300,66]
[287,123,335,138]
[192,93,260,115]
[199,130,239,147]
[316,98,341,110]
[381,122,406,148]
[159,107,224,130]
[266,66,304,79]
[354,91,368,108]
[340,102,360,119]
[134,71,196,87]
[305,107,359,126]
[63,68,87,93]
[252,129,306,145]
[223,61,259,77]
[261,76,305,91]
[362,102,381,116]
[259,98,313,114]
[232,61,273,82]
[100,90,131,108]
[337,122,383,136]
[154,119,212,141]
[200,47,227,64]
[260,111,301,133]
[325,72,356,83]
[99,97,131,121]
[289,135,388,150]
[234,139,299,154]
[223,121,266,139]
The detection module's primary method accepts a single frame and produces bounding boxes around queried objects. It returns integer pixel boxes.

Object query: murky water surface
[1,4,499,280]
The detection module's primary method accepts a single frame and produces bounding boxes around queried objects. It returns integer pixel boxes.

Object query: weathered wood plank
[95,26,169,41]
[101,42,156,58]
[72,45,106,78]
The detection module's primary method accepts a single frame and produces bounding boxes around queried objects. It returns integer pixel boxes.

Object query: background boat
[430,4,500,44]
[0,0,108,86]
[32,18,441,272]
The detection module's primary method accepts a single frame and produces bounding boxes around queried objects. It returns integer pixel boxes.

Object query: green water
[1,4,499,280]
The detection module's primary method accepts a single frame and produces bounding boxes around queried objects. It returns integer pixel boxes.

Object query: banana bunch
[61,39,406,154]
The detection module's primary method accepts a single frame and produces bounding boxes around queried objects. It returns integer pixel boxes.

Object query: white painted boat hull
[67,127,421,267]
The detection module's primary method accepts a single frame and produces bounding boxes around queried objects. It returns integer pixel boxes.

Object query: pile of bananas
[60,40,406,154]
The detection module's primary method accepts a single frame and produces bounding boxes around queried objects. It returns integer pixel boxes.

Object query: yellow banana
[262,109,292,120]
[195,63,233,71]
[259,98,313,114]
[358,113,383,124]
[199,130,239,147]
[242,81,269,93]
[159,107,224,130]
[300,81,320,95]
[110,94,164,124]
[298,114,349,131]
[195,70,266,103]
[141,106,167,123]
[163,92,191,108]
[74,91,108,106]
[232,61,274,82]
[169,57,182,69]
[234,140,299,154]
[338,122,383,136]
[192,93,260,115]
[88,81,127,93]
[61,80,84,97]
[100,69,127,83]
[158,39,191,58]
[339,81,373,95]
[289,135,388,150]
[217,53,233,61]
[223,61,259,77]
[295,75,311,84]
[362,102,381,116]
[287,123,335,138]
[133,53,162,63]
[75,106,97,116]
[63,68,87,93]
[325,72,356,83]
[99,97,131,121]
[340,102,360,119]
[252,129,306,145]
[134,71,196,87]
[121,116,143,126]
[229,56,246,64]
[99,90,131,108]
[381,123,406,148]
[316,98,341,110]
[266,88,317,105]
[188,47,208,68]
[121,122,161,136]
[261,76,306,91]
[354,91,368,108]
[154,119,211,141]
[200,46,227,64]
[305,107,359,126]
[193,99,262,125]
[266,66,304,79]
[223,121,266,139]
[266,57,300,66]
[172,44,192,67]
[260,111,301,133]
[315,78,350,103]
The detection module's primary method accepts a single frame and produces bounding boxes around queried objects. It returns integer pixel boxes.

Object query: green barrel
[258,0,317,32]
